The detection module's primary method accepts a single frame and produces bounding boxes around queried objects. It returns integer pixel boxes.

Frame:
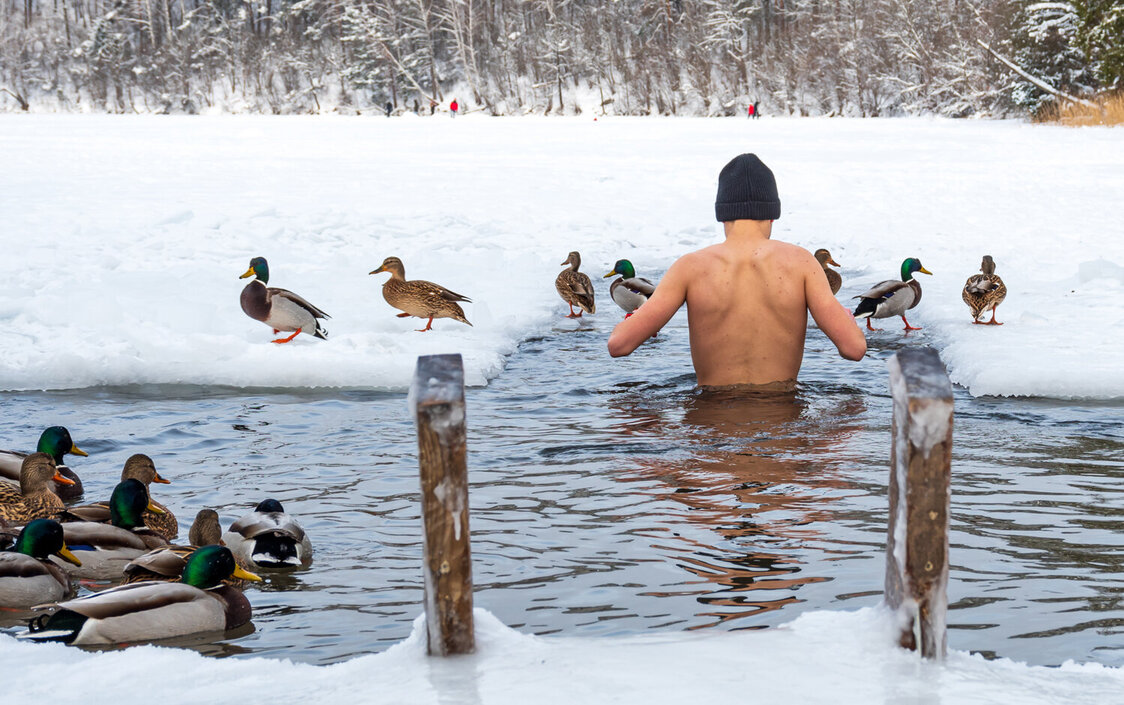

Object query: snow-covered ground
[2,114,1122,397]
[7,608,1124,704]
[2,115,1123,702]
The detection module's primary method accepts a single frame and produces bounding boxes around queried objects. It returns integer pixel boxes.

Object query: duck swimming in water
[239,256,330,343]
[61,454,178,541]
[21,544,261,645]
[0,454,74,524]
[852,258,932,331]
[0,427,88,501]
[0,519,82,608]
[222,499,313,570]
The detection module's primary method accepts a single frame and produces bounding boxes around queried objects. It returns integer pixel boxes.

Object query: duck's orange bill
[152,473,171,485]
[52,472,76,486]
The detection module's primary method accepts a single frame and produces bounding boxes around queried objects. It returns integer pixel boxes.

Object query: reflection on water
[0,305,1121,668]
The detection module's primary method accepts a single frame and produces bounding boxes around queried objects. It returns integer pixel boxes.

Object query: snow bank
[5,608,1123,704]
[1,115,1121,397]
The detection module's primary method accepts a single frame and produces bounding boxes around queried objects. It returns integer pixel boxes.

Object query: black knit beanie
[715,153,781,222]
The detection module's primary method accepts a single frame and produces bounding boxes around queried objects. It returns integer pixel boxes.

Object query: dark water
[0,307,1121,667]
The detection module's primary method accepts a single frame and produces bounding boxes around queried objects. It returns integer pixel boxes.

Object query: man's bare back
[607,155,866,387]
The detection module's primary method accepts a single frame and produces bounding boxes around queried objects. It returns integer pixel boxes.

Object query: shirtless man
[607,153,866,387]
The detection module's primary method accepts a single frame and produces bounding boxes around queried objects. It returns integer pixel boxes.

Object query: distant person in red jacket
[747,103,755,118]
[450,98,459,117]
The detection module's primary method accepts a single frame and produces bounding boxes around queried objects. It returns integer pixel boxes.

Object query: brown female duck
[556,251,596,318]
[0,454,74,524]
[369,256,472,332]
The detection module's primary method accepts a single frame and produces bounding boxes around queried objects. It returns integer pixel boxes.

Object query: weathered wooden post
[885,347,953,659]
[411,353,475,656]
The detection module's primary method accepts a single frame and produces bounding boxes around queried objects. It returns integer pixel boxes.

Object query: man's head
[715,154,780,223]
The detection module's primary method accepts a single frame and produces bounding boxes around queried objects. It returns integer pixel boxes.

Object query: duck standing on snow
[603,259,656,317]
[55,478,169,580]
[61,454,178,541]
[239,256,330,343]
[814,249,843,295]
[963,255,1007,325]
[0,454,74,524]
[369,256,472,332]
[852,258,932,331]
[20,544,261,645]
[223,499,312,570]
[0,519,82,608]
[556,251,596,318]
[0,426,88,501]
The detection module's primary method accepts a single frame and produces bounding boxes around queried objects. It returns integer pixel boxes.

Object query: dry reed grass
[1037,92,1124,126]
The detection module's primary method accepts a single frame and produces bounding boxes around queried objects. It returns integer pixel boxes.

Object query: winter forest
[0,0,1121,116]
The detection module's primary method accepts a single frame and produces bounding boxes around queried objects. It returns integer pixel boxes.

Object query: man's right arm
[607,257,690,358]
[804,256,866,361]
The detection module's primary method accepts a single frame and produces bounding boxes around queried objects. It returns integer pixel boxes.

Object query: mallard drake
[55,479,169,580]
[0,454,74,524]
[557,251,596,318]
[852,258,932,331]
[61,454,177,541]
[222,499,312,570]
[0,426,88,500]
[239,256,330,343]
[0,519,82,608]
[20,544,261,645]
[814,249,843,295]
[603,259,656,317]
[963,255,1007,325]
[369,256,472,332]
[123,510,225,584]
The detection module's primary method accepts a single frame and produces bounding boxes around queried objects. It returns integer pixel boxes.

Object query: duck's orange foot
[415,317,434,332]
[272,329,302,343]
[901,316,922,331]
[865,319,879,332]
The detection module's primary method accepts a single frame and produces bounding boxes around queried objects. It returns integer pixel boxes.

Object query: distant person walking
[747,103,755,119]
[385,101,392,117]
[752,101,760,119]
[450,98,459,117]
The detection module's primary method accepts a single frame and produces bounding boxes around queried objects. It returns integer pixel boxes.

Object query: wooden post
[885,347,953,659]
[411,353,475,656]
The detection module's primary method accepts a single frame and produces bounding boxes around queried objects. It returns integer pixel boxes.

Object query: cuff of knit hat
[715,201,782,222]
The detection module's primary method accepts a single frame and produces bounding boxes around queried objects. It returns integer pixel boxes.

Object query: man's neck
[723,219,773,242]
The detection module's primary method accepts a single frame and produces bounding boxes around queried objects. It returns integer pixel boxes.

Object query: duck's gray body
[240,280,329,339]
[51,522,166,580]
[853,279,922,320]
[608,276,656,314]
[0,552,71,607]
[20,580,250,645]
[223,504,312,570]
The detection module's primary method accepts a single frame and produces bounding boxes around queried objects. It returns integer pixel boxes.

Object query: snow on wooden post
[411,353,475,656]
[885,347,953,660]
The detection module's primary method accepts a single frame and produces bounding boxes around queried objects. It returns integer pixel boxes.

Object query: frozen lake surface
[1,115,1122,701]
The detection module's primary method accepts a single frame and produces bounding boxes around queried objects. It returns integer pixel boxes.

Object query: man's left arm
[607,258,689,357]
